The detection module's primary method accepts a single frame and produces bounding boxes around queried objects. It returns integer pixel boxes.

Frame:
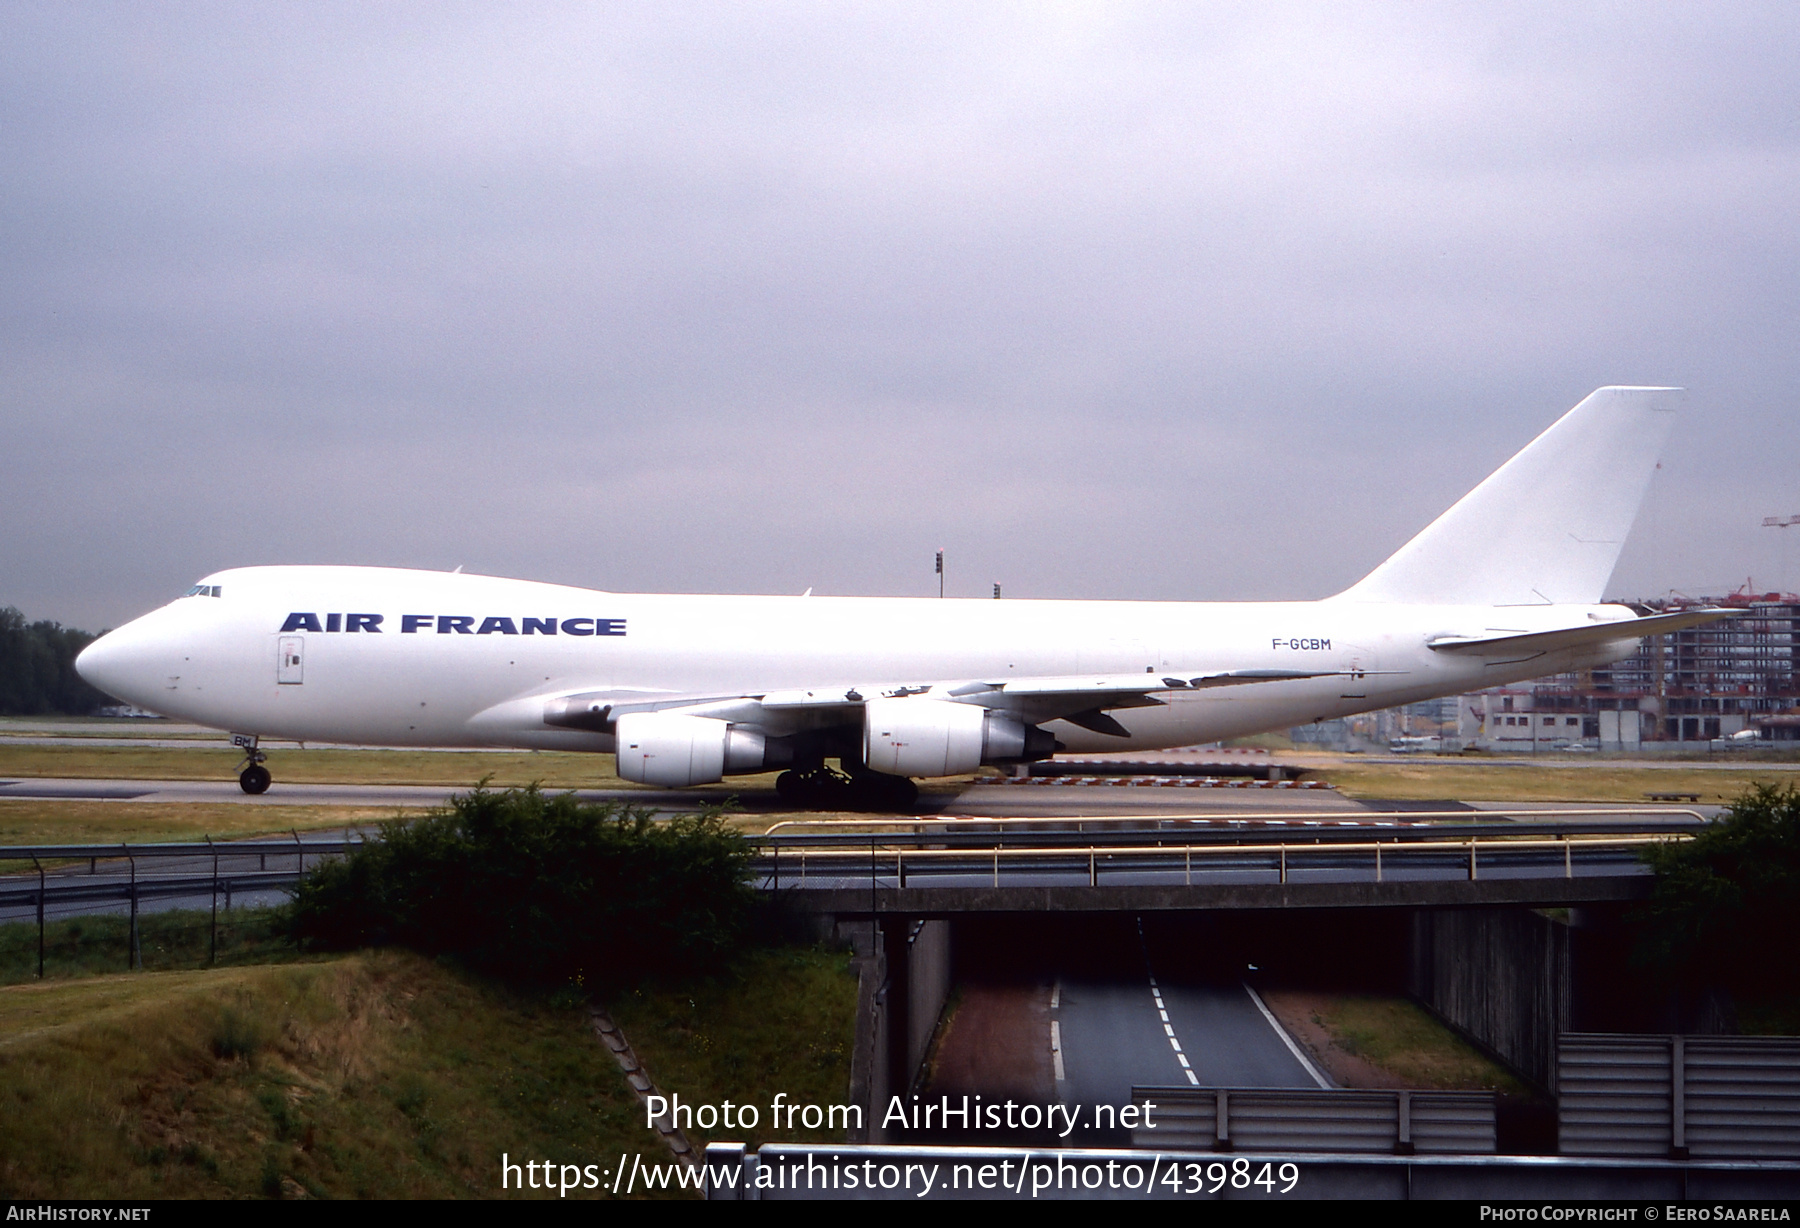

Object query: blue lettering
[326,613,342,633]
[401,614,434,634]
[346,613,383,633]
[280,612,323,633]
[561,618,594,636]
[477,617,518,635]
[438,615,475,634]
[522,617,557,635]
[596,618,627,636]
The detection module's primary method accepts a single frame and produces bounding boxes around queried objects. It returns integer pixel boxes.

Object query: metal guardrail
[751,833,1674,891]
[759,807,1709,838]
[1559,1034,1800,1160]
[0,833,368,978]
[0,835,364,865]
[749,812,1703,892]
[1128,1087,1496,1155]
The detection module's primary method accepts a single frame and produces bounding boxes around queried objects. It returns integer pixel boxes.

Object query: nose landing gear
[232,733,271,795]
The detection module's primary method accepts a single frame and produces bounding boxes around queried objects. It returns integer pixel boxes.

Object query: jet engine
[615,712,777,787]
[861,697,1055,777]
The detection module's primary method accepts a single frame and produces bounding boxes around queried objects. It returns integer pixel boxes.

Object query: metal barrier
[760,807,1708,837]
[1128,1087,1495,1155]
[0,835,366,977]
[753,833,1675,892]
[1559,1034,1800,1160]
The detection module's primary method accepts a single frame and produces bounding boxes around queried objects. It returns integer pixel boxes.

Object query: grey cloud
[3,4,1797,628]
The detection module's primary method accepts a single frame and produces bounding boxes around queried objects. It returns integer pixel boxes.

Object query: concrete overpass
[749,811,1695,916]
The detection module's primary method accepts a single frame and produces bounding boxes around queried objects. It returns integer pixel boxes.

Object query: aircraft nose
[76,618,175,710]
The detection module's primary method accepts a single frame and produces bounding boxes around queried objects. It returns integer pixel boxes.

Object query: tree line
[0,606,111,715]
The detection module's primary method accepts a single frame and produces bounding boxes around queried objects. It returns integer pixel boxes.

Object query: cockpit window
[183,584,223,598]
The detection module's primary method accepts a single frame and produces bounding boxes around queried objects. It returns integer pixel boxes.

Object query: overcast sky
[4,3,1797,630]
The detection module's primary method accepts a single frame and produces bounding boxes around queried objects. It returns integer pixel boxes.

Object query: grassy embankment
[1264,991,1528,1093]
[1311,757,1797,806]
[0,941,858,1199]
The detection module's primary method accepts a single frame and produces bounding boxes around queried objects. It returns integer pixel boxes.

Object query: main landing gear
[776,764,919,812]
[233,733,271,795]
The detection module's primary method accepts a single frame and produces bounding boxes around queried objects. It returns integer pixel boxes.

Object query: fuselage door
[278,637,304,685]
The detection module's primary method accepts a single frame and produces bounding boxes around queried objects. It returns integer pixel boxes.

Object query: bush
[1639,782,1800,995]
[292,787,754,987]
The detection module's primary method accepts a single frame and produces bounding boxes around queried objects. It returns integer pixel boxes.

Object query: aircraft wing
[538,666,1381,737]
[1426,608,1737,658]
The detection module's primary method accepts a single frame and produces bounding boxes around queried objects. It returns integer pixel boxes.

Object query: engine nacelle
[615,712,771,786]
[862,697,1054,778]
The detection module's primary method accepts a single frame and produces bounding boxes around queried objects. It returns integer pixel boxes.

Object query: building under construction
[1462,593,1800,751]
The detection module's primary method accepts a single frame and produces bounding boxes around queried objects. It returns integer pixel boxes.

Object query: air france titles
[278,613,627,636]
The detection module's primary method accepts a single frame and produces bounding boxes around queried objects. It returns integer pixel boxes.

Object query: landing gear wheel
[776,770,805,803]
[775,766,853,809]
[847,771,918,812]
[232,733,269,794]
[775,765,920,812]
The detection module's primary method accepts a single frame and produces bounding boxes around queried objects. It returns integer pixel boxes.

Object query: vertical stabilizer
[1339,386,1681,606]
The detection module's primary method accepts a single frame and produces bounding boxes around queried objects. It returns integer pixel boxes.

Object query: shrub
[1638,782,1800,995]
[292,787,754,987]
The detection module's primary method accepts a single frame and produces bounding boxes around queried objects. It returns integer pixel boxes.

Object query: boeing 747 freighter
[75,387,1729,807]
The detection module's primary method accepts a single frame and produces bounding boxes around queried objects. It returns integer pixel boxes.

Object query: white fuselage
[76,564,1638,762]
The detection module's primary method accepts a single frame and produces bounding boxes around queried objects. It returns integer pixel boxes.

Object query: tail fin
[1339,386,1681,606]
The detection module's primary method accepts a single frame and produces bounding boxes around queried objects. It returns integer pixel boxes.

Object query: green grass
[0,938,860,1199]
[0,742,979,798]
[1307,995,1527,1093]
[1737,994,1800,1036]
[0,800,430,849]
[1323,760,1799,805]
[0,743,645,788]
[0,951,654,1198]
[607,946,860,1150]
[0,717,221,740]
[0,907,303,986]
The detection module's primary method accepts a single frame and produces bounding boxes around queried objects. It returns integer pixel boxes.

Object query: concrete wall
[1409,907,1572,1094]
[907,919,952,1082]
[847,916,954,1142]
[841,919,886,1144]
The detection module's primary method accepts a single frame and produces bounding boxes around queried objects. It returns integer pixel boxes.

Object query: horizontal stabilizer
[1427,608,1737,657]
